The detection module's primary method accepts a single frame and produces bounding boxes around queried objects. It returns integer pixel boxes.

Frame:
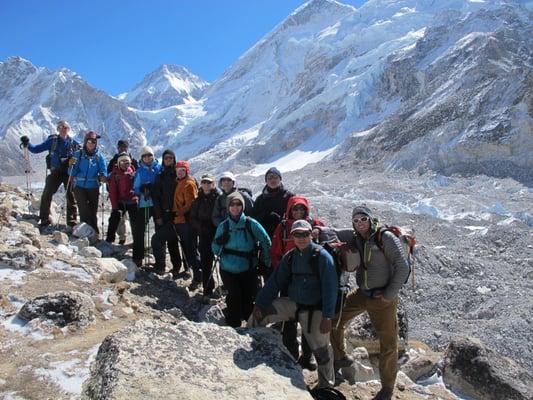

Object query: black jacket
[152,166,177,223]
[252,184,294,238]
[190,188,221,235]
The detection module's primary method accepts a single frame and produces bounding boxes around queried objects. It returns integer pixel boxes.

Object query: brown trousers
[330,290,398,390]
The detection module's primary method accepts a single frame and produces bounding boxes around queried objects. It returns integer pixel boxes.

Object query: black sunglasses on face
[228,202,242,207]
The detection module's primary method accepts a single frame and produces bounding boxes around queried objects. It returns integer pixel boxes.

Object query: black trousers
[40,168,77,225]
[220,268,258,328]
[73,187,99,232]
[198,229,216,295]
[150,221,183,273]
[133,206,153,261]
[106,202,137,243]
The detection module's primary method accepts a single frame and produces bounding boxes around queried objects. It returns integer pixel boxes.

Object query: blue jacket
[256,242,338,319]
[212,213,271,274]
[133,160,162,208]
[69,149,107,189]
[28,135,80,170]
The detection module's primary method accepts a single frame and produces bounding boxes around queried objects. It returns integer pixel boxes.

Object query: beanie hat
[117,139,129,148]
[84,130,101,142]
[265,167,282,181]
[140,146,154,158]
[290,219,312,234]
[162,149,176,163]
[117,153,131,165]
[175,160,190,175]
[226,191,245,211]
[352,205,373,220]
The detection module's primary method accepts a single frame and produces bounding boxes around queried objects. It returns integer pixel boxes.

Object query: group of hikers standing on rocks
[20,120,412,400]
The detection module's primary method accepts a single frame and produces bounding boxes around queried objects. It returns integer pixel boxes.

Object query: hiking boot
[189,280,201,291]
[118,239,126,245]
[371,387,393,400]
[334,355,354,370]
[298,355,317,371]
[133,259,143,268]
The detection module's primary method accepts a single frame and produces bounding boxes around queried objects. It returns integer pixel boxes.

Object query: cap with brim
[201,173,215,182]
[290,219,312,234]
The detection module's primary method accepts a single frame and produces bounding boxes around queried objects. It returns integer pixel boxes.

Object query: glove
[98,175,107,184]
[68,157,77,167]
[20,136,30,147]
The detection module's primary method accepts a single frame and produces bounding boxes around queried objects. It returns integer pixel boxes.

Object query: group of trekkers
[20,121,411,400]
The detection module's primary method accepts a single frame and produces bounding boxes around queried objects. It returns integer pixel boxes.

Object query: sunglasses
[228,202,242,207]
[266,174,280,180]
[292,231,310,238]
[352,216,369,224]
[142,154,153,158]
[163,156,174,160]
[220,178,233,182]
[86,139,97,144]
[201,180,213,184]
[292,205,306,212]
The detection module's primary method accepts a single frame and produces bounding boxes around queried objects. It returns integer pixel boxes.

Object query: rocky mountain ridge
[1,0,531,185]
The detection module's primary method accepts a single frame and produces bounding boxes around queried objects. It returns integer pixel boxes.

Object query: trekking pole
[58,163,75,229]
[144,207,150,267]
[335,286,349,329]
[100,183,106,241]
[19,144,33,209]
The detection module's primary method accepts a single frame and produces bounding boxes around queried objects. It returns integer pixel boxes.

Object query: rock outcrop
[18,291,95,328]
[442,337,533,400]
[82,320,311,400]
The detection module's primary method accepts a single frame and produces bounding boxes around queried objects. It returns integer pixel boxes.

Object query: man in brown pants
[331,206,410,400]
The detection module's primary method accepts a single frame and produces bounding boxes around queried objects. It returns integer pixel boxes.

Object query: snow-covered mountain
[0,58,197,175]
[1,0,531,185]
[119,64,209,110]
[176,0,532,185]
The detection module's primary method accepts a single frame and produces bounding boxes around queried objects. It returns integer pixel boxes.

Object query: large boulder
[73,223,96,239]
[94,258,128,283]
[442,337,533,400]
[0,246,45,269]
[18,291,95,328]
[82,320,312,400]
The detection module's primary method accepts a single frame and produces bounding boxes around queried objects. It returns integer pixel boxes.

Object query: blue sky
[0,0,366,95]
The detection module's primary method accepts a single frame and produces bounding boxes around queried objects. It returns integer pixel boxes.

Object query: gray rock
[0,247,45,270]
[82,320,311,400]
[80,246,103,258]
[442,337,533,400]
[197,304,226,325]
[120,258,138,281]
[95,240,114,257]
[95,258,128,283]
[401,352,441,382]
[72,223,96,239]
[18,291,95,328]
[52,231,69,245]
[72,237,90,250]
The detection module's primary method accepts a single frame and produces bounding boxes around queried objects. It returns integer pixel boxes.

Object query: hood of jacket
[284,195,310,219]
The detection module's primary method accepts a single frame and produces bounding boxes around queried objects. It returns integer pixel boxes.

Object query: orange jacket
[270,195,324,268]
[173,175,198,224]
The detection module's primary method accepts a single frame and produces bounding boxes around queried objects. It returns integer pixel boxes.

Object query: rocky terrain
[0,167,531,399]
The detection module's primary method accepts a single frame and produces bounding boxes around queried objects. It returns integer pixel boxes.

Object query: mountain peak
[1,56,38,75]
[120,64,208,110]
[287,0,355,26]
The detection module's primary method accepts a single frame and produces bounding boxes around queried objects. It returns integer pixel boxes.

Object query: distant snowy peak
[120,64,209,110]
